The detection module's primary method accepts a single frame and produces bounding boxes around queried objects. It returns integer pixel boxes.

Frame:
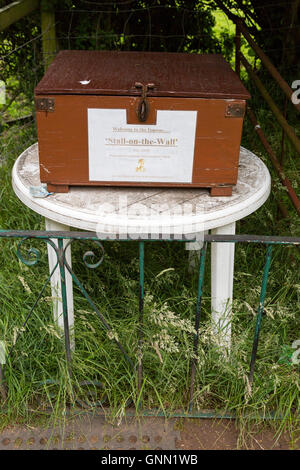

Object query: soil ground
[0,415,298,450]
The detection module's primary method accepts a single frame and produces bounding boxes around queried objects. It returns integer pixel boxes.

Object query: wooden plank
[0,0,39,31]
[40,2,56,71]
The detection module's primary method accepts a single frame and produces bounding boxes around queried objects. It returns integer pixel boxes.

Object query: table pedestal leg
[45,218,74,350]
[211,222,236,352]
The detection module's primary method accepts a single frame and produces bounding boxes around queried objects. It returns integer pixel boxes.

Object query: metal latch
[35,98,55,112]
[135,82,155,122]
[225,103,245,118]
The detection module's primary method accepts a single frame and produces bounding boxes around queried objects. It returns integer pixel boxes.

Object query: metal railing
[0,230,299,418]
[215,1,300,218]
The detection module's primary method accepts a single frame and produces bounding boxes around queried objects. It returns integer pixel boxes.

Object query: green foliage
[0,0,235,110]
[0,9,42,120]
[220,0,300,75]
[1,0,299,113]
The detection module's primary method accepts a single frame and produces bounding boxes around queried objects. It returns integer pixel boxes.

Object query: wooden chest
[34,51,250,195]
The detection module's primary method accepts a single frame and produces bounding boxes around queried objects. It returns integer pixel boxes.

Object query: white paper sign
[88,109,197,182]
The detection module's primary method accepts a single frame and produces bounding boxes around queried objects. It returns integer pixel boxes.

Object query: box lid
[35,50,250,100]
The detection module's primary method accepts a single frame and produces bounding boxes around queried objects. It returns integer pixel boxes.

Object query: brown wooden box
[34,51,250,195]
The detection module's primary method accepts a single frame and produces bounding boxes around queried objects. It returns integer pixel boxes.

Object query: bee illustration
[136,158,145,172]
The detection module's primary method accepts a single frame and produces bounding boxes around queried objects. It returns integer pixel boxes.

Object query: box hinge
[225,103,245,118]
[35,98,55,112]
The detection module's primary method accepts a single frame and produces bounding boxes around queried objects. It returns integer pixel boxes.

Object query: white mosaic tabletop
[12,143,271,236]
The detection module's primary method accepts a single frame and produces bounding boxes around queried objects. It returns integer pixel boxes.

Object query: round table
[12,143,271,350]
